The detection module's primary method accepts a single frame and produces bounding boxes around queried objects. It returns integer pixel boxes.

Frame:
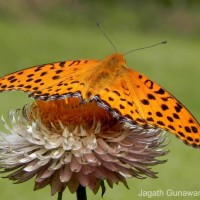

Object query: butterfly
[0,53,199,147]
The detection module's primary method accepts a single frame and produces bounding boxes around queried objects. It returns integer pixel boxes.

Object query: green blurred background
[0,0,200,199]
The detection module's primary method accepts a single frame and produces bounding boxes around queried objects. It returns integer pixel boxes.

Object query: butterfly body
[83,54,127,99]
[0,53,199,147]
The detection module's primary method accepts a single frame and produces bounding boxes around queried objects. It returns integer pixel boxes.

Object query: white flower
[0,98,167,196]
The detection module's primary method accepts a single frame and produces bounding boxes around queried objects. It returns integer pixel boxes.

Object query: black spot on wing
[154,88,165,95]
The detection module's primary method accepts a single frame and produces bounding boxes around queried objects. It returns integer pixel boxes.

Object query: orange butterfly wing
[0,59,99,99]
[87,54,200,147]
[127,69,200,146]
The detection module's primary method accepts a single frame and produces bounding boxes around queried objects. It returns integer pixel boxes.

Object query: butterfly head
[102,53,126,69]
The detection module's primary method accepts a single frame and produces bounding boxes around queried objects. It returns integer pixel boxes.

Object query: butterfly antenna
[96,23,118,53]
[123,41,167,55]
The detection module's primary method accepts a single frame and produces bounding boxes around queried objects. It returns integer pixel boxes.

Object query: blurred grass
[0,1,200,200]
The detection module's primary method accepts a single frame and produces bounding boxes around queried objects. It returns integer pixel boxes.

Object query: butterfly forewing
[0,59,99,97]
[127,69,200,146]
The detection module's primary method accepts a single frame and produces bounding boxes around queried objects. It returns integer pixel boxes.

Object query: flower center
[29,97,117,131]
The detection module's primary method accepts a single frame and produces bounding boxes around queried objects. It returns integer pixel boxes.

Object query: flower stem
[57,191,63,200]
[76,185,87,200]
[57,187,64,200]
